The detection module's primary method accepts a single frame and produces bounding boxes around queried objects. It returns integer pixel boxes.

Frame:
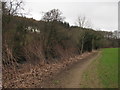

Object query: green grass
[80,48,118,88]
[97,48,118,88]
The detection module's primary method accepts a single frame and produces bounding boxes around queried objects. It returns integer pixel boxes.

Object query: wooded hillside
[2,0,119,88]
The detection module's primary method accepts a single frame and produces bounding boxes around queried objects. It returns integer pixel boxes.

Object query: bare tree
[76,15,91,28]
[75,15,92,54]
[2,0,24,16]
[41,9,65,22]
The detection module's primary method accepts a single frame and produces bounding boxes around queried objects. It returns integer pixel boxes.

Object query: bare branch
[3,0,24,16]
[41,9,65,22]
[76,15,91,28]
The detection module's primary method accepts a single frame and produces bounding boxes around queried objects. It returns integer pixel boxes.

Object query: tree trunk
[92,38,94,51]
[81,36,84,54]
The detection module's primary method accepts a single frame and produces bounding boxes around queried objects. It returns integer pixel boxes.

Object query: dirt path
[45,51,100,88]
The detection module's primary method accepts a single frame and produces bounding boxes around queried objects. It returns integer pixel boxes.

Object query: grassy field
[81,48,118,88]
[98,48,118,88]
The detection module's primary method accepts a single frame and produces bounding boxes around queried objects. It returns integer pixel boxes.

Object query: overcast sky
[23,0,119,31]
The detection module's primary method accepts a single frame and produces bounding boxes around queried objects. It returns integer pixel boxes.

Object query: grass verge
[80,48,118,88]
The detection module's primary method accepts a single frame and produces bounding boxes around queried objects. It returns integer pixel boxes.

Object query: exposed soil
[40,51,100,88]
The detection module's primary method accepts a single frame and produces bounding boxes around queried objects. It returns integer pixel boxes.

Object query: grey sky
[23,0,119,31]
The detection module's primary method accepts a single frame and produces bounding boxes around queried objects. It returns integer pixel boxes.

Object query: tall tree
[41,9,65,22]
[76,15,91,28]
[2,0,24,16]
[2,0,24,30]
[75,15,92,54]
